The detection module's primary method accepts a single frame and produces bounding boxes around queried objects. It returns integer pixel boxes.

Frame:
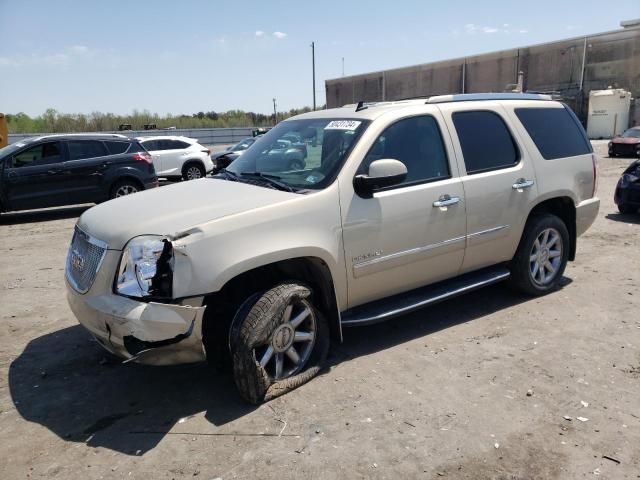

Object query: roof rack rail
[426,93,552,104]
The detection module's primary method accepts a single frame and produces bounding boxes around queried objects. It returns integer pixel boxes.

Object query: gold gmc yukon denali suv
[65,94,600,403]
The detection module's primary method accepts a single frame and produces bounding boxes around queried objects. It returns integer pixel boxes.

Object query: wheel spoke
[285,346,301,365]
[532,262,539,278]
[545,261,556,274]
[537,265,545,283]
[275,353,284,379]
[289,307,310,328]
[529,253,538,263]
[542,229,550,246]
[282,304,293,323]
[549,250,561,258]
[294,331,314,342]
[533,239,541,253]
[547,233,559,249]
[259,345,274,368]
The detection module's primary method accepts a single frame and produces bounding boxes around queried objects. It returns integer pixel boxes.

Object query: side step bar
[341,265,511,327]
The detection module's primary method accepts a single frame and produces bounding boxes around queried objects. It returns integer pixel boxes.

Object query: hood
[612,137,640,145]
[77,178,297,250]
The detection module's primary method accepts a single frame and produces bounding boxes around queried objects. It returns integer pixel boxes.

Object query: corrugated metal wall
[326,26,640,124]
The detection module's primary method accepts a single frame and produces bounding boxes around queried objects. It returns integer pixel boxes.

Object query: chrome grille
[65,226,108,293]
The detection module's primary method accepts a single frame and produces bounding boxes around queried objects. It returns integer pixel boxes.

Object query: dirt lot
[1,142,638,479]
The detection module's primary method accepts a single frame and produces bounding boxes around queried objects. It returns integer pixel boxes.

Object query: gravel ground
[0,141,639,479]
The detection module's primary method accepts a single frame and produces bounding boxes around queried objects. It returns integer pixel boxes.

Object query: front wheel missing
[230,283,329,404]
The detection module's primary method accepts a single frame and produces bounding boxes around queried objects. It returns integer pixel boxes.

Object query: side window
[67,140,108,161]
[104,141,130,155]
[452,111,519,174]
[157,139,175,150]
[173,140,190,149]
[515,107,592,160]
[141,140,158,151]
[360,115,450,186]
[11,142,62,168]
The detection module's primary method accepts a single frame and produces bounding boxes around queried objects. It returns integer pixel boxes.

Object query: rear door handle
[47,168,62,175]
[512,178,535,190]
[433,194,460,208]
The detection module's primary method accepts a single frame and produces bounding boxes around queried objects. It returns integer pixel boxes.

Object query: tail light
[132,152,153,164]
[591,153,598,198]
[201,149,211,155]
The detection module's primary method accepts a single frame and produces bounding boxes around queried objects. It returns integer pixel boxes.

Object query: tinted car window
[453,111,519,174]
[67,140,108,161]
[172,140,191,149]
[104,141,130,155]
[12,142,62,168]
[360,115,450,186]
[515,107,592,159]
[141,140,158,151]
[128,142,146,153]
[157,139,185,150]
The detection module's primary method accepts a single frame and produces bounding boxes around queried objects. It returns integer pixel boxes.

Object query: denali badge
[352,250,383,263]
[70,249,86,272]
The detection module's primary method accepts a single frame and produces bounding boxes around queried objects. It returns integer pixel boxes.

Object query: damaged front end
[66,231,209,366]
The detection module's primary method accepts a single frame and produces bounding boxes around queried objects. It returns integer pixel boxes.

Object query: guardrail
[7,127,257,146]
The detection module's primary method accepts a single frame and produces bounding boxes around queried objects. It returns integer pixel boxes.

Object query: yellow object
[0,113,7,148]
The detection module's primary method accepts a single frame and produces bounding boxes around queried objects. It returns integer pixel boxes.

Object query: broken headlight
[116,236,173,299]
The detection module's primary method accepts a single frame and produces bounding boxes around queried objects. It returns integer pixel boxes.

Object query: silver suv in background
[65,93,599,404]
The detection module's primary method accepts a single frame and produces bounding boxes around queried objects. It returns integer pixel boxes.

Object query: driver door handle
[433,194,460,208]
[512,178,535,190]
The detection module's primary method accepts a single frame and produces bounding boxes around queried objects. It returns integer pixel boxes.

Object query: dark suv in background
[0,134,158,213]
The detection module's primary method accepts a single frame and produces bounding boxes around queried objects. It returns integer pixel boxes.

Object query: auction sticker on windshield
[325,120,362,130]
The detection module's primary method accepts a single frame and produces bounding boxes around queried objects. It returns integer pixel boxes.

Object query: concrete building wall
[326,26,640,125]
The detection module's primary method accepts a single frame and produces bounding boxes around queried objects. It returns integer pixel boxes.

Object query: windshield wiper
[239,172,296,192]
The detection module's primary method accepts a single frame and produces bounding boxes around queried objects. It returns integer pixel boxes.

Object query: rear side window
[104,141,130,155]
[141,140,158,151]
[159,139,189,150]
[515,107,592,160]
[67,140,108,160]
[453,111,519,174]
[128,142,146,153]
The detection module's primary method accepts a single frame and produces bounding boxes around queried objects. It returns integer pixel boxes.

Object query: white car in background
[137,136,214,181]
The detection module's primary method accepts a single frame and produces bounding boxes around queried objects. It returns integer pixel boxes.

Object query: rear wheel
[509,214,569,296]
[230,283,329,404]
[618,203,637,214]
[110,179,140,199]
[183,162,205,181]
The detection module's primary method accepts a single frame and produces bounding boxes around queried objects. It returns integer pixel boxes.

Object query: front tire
[183,162,205,181]
[231,283,329,404]
[509,214,570,296]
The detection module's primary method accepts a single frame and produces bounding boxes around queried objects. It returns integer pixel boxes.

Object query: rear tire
[230,283,329,404]
[182,162,205,181]
[618,203,636,214]
[509,214,570,296]
[110,179,141,199]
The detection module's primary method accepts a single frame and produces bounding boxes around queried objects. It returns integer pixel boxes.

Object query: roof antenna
[355,101,367,112]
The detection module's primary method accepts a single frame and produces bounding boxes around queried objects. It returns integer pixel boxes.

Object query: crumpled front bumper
[66,249,207,366]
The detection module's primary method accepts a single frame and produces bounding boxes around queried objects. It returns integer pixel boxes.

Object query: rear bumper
[610,143,640,157]
[576,197,600,237]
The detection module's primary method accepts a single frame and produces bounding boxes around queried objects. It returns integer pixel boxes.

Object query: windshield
[0,141,31,159]
[231,138,255,151]
[226,118,369,190]
[622,129,640,139]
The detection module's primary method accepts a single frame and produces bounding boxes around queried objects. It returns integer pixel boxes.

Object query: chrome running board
[341,265,510,327]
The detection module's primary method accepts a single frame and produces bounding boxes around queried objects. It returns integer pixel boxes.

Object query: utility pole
[342,57,344,77]
[311,41,316,110]
[272,98,277,124]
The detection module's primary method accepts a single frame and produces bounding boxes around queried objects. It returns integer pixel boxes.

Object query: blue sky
[0,0,637,116]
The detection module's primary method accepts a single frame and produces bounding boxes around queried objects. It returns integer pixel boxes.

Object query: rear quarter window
[127,142,146,153]
[515,107,592,160]
[104,141,130,155]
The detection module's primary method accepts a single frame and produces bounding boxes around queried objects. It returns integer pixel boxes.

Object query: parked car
[614,158,640,214]
[65,93,599,404]
[137,136,213,180]
[210,137,257,173]
[608,127,640,158]
[0,134,157,213]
